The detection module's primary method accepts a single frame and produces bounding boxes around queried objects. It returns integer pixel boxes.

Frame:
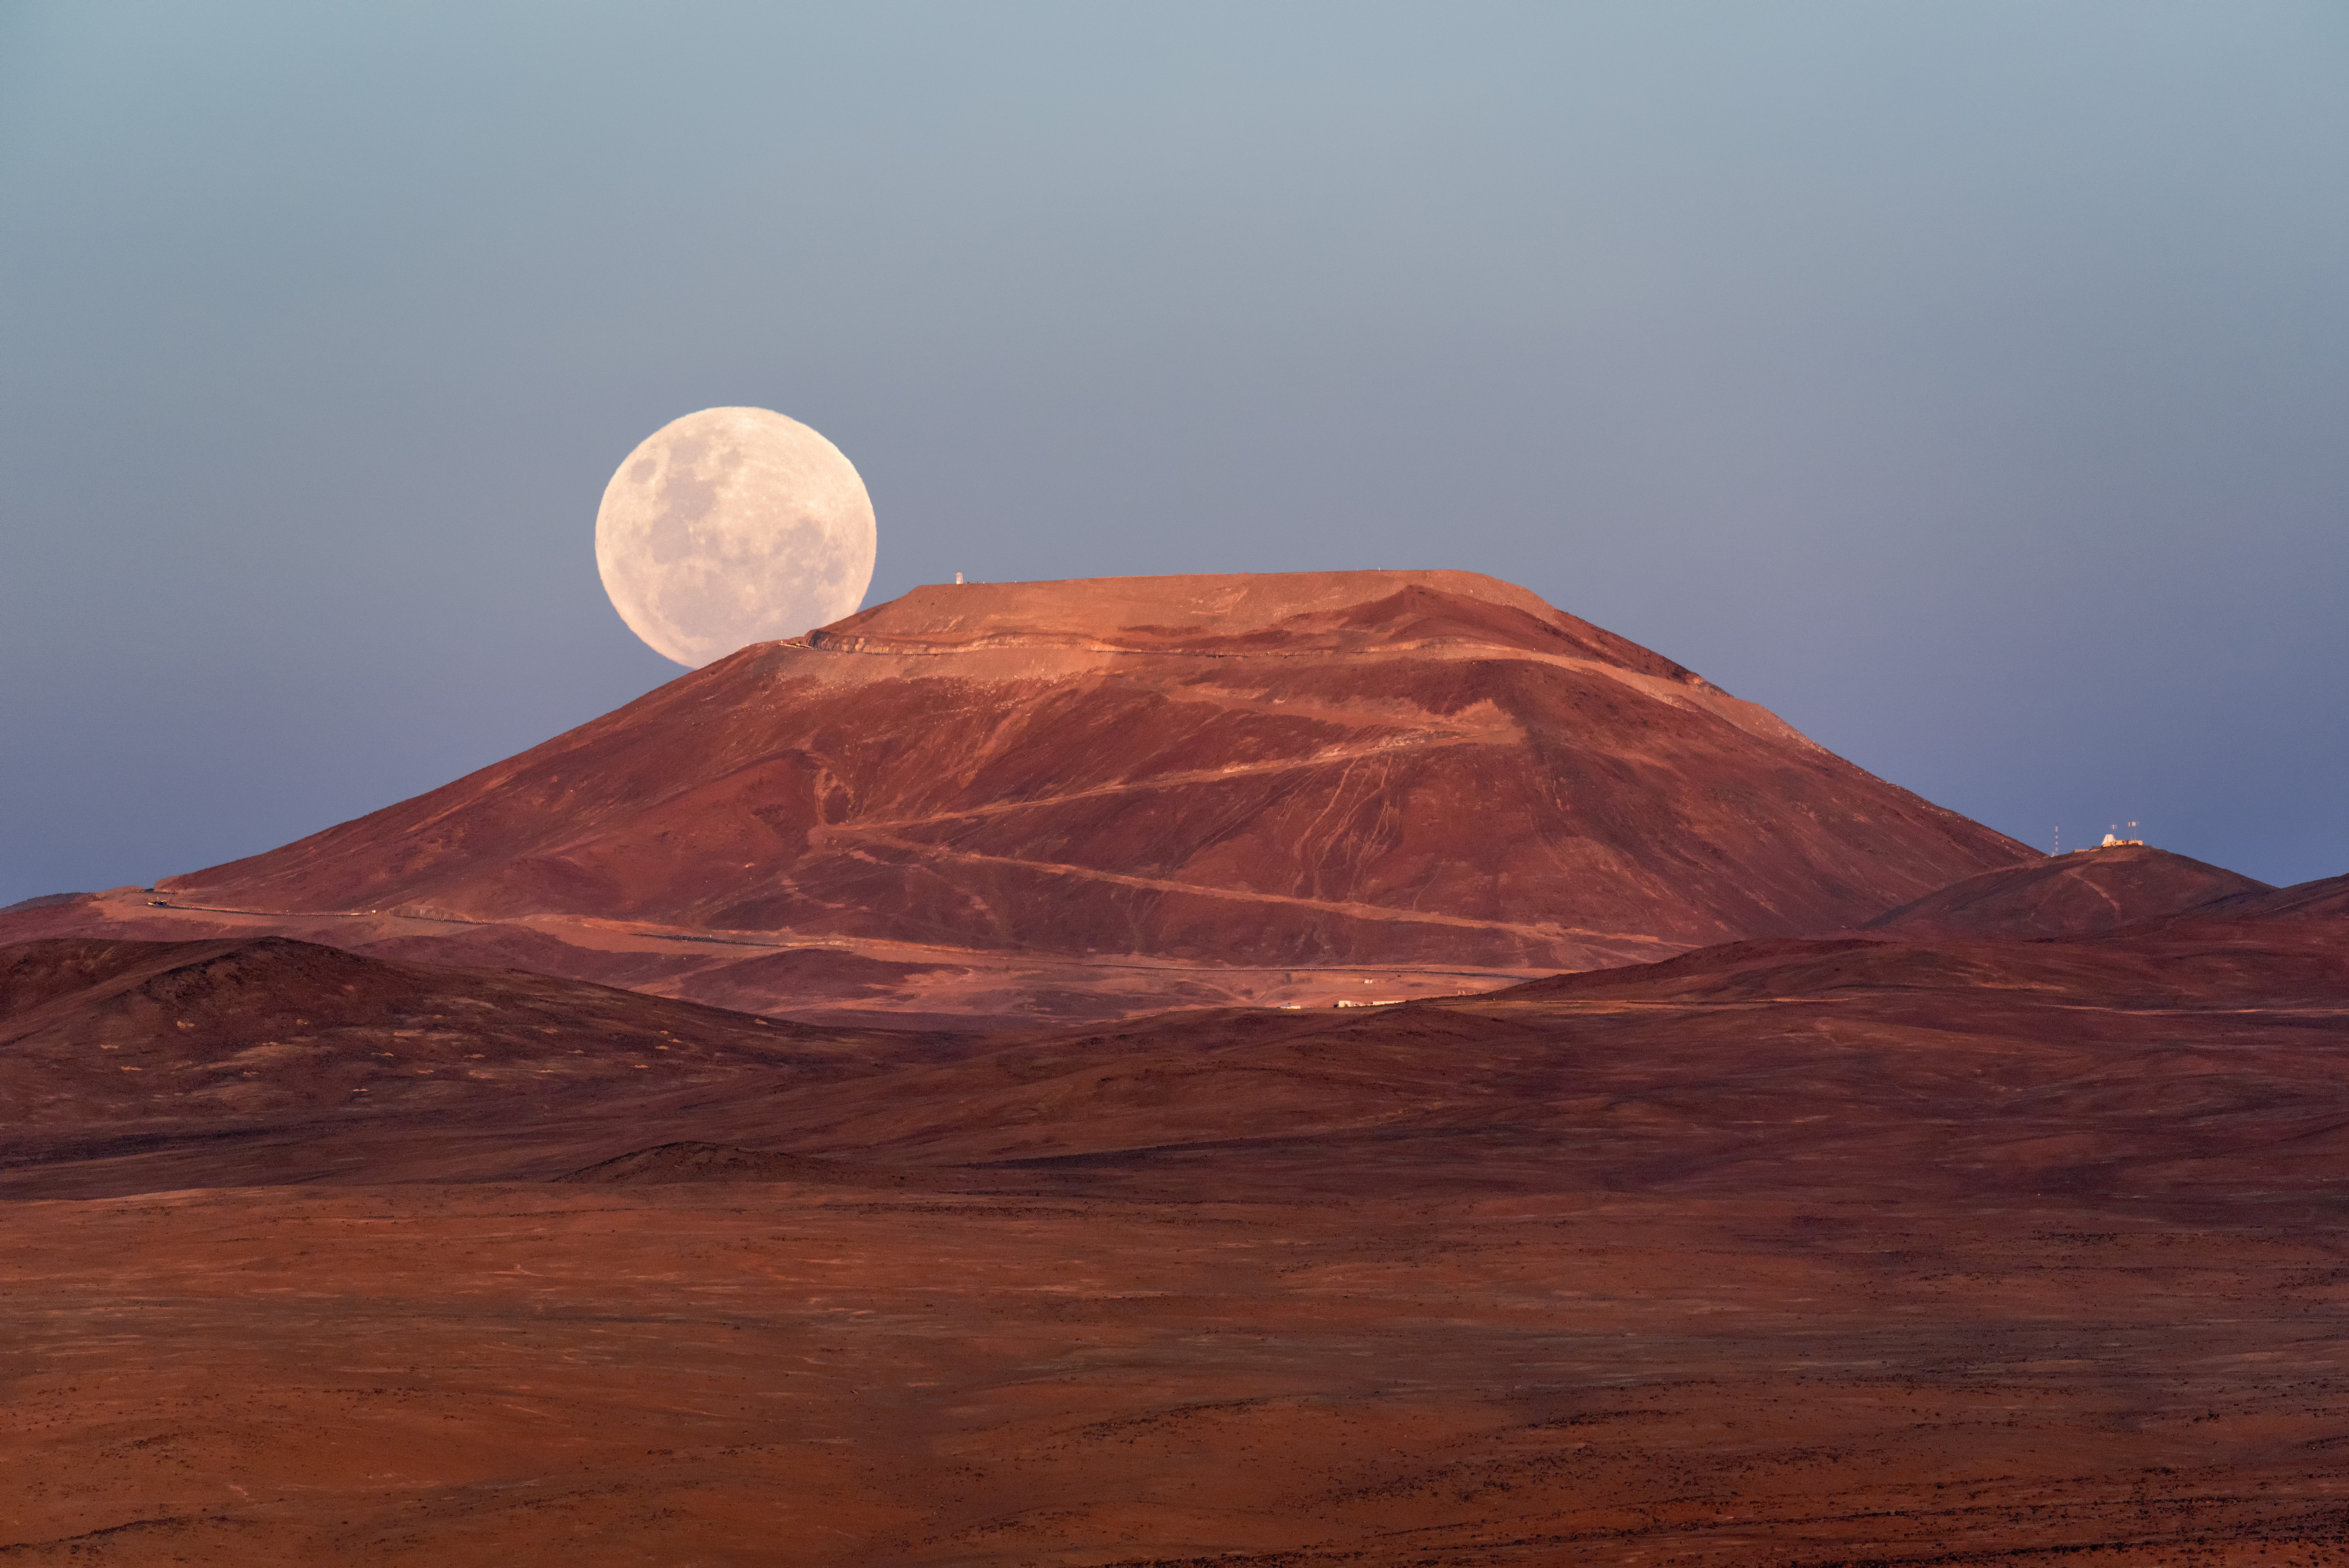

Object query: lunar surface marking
[595,406,876,666]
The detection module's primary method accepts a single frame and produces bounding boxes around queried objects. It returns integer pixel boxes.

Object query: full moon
[594,407,877,668]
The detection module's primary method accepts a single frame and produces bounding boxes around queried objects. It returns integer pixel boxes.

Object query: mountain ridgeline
[158,570,2034,970]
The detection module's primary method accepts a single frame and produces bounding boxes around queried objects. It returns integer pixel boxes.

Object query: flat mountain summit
[159,570,2032,971]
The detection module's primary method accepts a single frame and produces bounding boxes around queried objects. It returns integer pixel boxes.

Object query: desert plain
[9,917,2349,1565]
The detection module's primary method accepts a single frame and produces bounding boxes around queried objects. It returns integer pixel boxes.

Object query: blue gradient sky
[4,2,2345,904]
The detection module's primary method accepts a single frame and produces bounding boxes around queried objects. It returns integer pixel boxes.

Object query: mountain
[1861,841,2271,939]
[153,570,2032,976]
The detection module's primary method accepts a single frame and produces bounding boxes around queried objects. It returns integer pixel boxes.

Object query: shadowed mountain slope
[156,570,2032,973]
[0,935,958,1149]
[1861,841,2268,938]
[642,917,2349,1196]
[556,1140,894,1186]
[2187,867,2349,923]
[1494,922,2349,1009]
[11,915,2349,1204]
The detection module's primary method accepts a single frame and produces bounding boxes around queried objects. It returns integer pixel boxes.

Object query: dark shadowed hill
[154,570,2031,973]
[1861,841,2268,938]
[554,1140,919,1186]
[2186,867,2349,923]
[1493,923,2349,1010]
[0,935,970,1189]
[12,915,2349,1206]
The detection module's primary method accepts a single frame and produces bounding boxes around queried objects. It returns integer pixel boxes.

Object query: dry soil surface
[9,1183,2349,1566]
[9,921,2349,1564]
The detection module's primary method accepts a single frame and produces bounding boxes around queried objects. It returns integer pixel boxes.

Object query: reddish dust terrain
[137,571,2031,990]
[0,887,1535,1030]
[2195,870,2349,923]
[1864,841,2273,939]
[9,909,2349,1564]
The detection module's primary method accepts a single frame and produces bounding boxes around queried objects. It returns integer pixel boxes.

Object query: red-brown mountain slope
[1862,841,2271,938]
[2187,868,2349,922]
[159,570,2033,970]
[0,935,947,1144]
[13,916,2349,1205]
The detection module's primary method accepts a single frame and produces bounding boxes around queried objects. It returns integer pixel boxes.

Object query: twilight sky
[3,2,2345,905]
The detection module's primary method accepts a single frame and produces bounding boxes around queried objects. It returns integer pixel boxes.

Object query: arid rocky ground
[8,906,2349,1564]
[15,1181,2349,1566]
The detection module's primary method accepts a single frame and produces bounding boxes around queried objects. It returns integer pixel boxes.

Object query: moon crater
[595,407,876,668]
